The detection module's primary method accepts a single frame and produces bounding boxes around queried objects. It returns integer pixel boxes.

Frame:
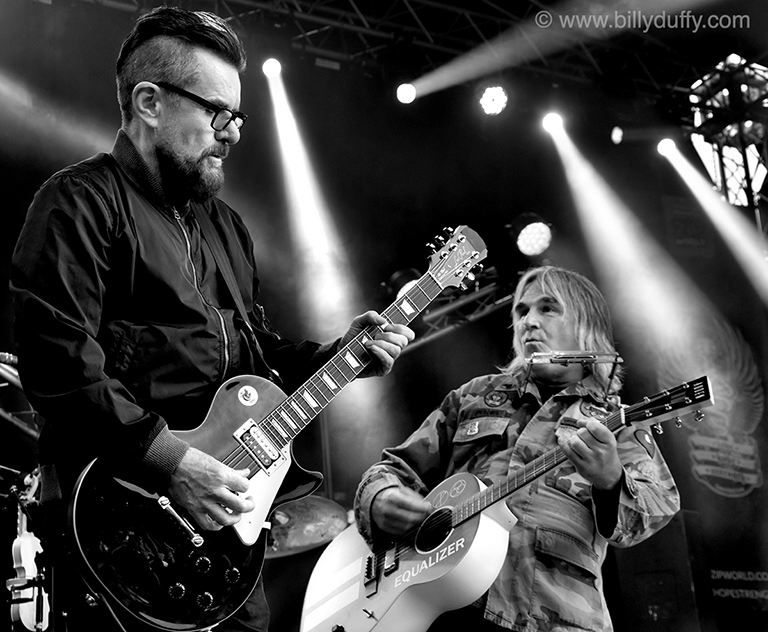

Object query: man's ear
[132,81,163,129]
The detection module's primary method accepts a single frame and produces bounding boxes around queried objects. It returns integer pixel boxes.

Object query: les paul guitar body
[70,375,320,631]
[68,226,489,631]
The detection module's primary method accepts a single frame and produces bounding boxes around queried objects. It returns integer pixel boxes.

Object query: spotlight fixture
[657,139,676,156]
[542,112,563,133]
[508,213,553,257]
[516,222,552,256]
[479,86,507,116]
[397,83,416,104]
[610,125,683,146]
[262,58,282,77]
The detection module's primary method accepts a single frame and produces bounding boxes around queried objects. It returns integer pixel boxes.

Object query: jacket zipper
[173,208,231,376]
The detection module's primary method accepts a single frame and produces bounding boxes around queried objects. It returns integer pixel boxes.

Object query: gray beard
[156,143,226,205]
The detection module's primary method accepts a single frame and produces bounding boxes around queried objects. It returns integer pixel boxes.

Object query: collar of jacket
[510,372,611,407]
[111,129,189,216]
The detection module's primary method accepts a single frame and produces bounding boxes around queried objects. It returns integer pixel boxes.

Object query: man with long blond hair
[354,265,679,632]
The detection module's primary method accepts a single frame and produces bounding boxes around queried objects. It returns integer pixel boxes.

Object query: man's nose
[216,120,241,144]
[523,312,540,328]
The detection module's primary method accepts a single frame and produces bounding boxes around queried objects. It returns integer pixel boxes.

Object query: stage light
[611,125,684,146]
[542,112,563,133]
[396,83,416,104]
[689,53,768,207]
[507,213,553,258]
[517,222,552,256]
[262,58,282,78]
[661,140,768,307]
[0,69,111,158]
[479,86,507,115]
[657,139,676,156]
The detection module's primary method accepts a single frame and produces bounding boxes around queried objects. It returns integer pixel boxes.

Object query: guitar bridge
[363,554,379,597]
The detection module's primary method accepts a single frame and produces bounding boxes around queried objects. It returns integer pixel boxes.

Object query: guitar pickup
[235,420,282,471]
[382,547,399,576]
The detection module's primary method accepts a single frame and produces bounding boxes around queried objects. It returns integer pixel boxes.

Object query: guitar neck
[451,375,713,529]
[452,409,625,527]
[259,273,443,449]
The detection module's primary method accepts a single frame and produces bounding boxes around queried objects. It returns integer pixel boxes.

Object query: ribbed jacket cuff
[143,426,190,480]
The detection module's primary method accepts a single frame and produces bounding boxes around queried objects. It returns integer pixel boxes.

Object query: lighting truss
[689,54,768,236]
[403,266,514,354]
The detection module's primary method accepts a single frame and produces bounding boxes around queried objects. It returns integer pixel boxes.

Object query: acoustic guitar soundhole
[414,507,453,553]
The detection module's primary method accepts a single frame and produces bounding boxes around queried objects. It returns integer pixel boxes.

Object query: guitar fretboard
[258,273,443,449]
[452,407,625,527]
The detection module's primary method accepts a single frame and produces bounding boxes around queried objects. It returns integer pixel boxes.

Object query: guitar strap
[190,203,276,381]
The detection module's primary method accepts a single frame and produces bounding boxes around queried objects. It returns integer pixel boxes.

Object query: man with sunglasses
[11,6,413,631]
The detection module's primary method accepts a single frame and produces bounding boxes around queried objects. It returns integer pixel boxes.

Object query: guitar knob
[224,567,241,584]
[196,591,215,610]
[168,582,186,600]
[331,626,346,632]
[194,556,212,573]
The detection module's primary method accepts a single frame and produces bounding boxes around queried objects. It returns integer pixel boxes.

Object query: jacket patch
[559,416,579,429]
[484,391,509,407]
[635,429,655,458]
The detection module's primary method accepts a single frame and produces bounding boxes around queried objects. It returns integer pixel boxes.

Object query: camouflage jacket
[354,373,680,631]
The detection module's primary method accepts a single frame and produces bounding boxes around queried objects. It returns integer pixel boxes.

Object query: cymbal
[266,496,349,558]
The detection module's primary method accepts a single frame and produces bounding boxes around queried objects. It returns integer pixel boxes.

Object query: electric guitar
[300,376,714,632]
[68,226,487,632]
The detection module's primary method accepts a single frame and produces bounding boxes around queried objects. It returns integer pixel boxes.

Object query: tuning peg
[464,272,476,284]
[442,226,454,237]
[652,423,664,434]
[693,411,705,423]
[425,242,437,254]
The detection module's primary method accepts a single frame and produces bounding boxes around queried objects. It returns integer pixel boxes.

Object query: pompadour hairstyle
[115,6,246,124]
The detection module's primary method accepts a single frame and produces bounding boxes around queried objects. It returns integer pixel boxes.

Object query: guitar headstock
[426,226,488,290]
[623,376,714,433]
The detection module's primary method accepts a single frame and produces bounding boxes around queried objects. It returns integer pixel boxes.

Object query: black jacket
[11,131,336,494]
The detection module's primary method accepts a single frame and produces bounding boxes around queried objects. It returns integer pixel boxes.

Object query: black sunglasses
[156,81,247,131]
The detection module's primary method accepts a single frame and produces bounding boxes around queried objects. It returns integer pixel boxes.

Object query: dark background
[2,1,768,631]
